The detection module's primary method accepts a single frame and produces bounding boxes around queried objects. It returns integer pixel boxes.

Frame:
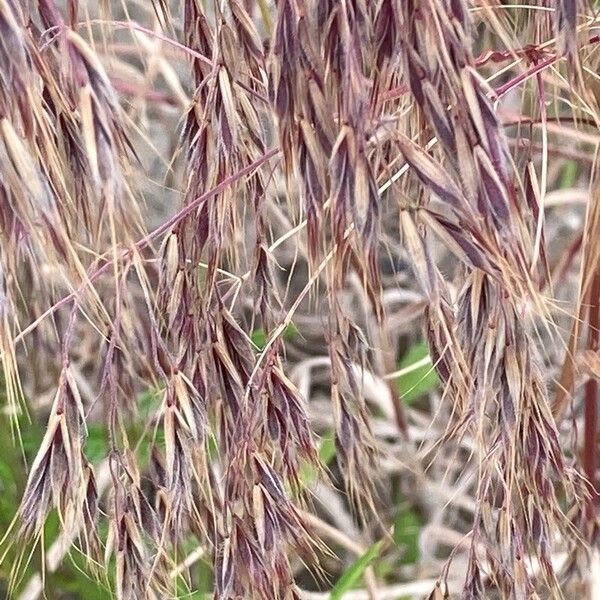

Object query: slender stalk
[585,273,600,514]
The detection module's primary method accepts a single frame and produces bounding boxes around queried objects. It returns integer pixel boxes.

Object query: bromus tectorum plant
[0,0,600,599]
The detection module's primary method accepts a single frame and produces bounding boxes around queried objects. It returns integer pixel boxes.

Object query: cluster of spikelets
[0,0,599,598]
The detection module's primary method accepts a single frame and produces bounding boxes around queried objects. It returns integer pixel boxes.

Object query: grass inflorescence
[0,1,600,599]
